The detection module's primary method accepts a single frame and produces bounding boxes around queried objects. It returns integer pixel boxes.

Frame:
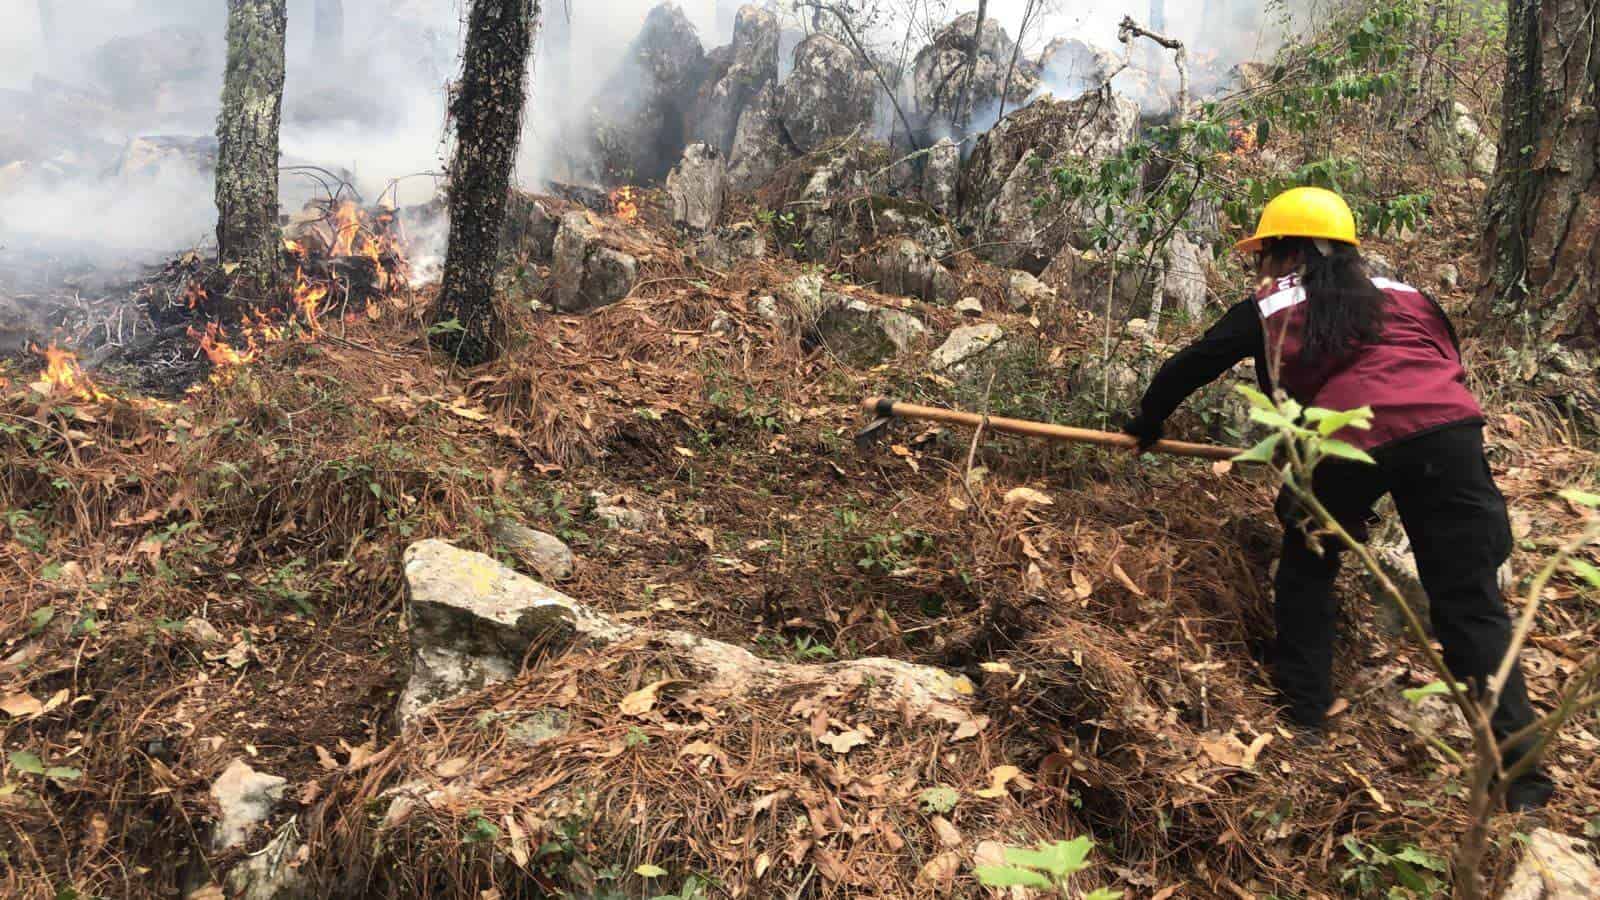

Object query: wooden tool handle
[861,397,1243,462]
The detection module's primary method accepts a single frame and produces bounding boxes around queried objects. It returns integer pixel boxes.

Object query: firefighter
[1123,187,1554,811]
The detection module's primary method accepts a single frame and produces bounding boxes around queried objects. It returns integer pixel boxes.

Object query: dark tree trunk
[955,0,989,131]
[216,0,287,302]
[314,0,344,63]
[1478,0,1599,346]
[428,0,539,366]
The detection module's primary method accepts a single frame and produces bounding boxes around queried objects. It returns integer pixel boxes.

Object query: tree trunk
[1478,0,1599,346]
[955,0,988,131]
[314,0,344,63]
[428,0,539,367]
[216,0,287,302]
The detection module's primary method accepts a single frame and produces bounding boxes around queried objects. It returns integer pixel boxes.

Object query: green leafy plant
[975,836,1121,898]
[1340,836,1449,898]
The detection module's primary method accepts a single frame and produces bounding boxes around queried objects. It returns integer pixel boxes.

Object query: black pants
[1273,424,1537,758]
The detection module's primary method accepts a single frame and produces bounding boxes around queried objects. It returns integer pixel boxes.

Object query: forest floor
[2,125,1599,899]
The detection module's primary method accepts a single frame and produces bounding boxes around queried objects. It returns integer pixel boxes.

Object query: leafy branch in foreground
[1234,385,1600,900]
[974,835,1122,898]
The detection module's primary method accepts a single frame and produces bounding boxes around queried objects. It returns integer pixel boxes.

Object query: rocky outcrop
[1159,232,1209,321]
[692,5,779,156]
[855,237,958,303]
[210,760,286,851]
[500,192,558,260]
[115,135,218,180]
[1451,102,1498,178]
[1500,827,1600,900]
[779,35,876,153]
[224,825,308,900]
[921,137,961,215]
[930,323,1006,373]
[550,212,639,312]
[910,15,1038,138]
[727,82,792,190]
[960,92,1141,272]
[589,4,710,184]
[91,26,221,113]
[491,520,575,582]
[805,296,928,366]
[694,221,767,270]
[666,143,729,231]
[1005,269,1057,313]
[1038,38,1119,100]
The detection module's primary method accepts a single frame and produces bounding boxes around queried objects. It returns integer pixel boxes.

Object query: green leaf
[1402,681,1464,704]
[8,751,45,775]
[1392,845,1447,873]
[44,766,82,781]
[1305,406,1374,435]
[974,865,1053,889]
[29,607,55,635]
[1234,384,1276,412]
[1249,407,1294,429]
[1568,558,1600,589]
[1005,837,1093,877]
[1319,439,1376,465]
[1084,890,1125,900]
[1559,489,1600,508]
[635,864,668,878]
[1234,433,1282,464]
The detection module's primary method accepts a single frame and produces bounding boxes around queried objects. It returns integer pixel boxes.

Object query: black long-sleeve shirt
[1138,298,1271,424]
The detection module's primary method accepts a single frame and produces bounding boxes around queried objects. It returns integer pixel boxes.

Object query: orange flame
[189,322,258,369]
[183,280,209,310]
[610,186,639,224]
[332,201,363,257]
[292,267,329,332]
[31,344,109,401]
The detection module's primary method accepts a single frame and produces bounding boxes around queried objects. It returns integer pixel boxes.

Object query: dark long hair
[1264,237,1388,366]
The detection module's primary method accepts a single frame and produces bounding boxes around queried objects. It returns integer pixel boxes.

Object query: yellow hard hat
[1234,186,1360,253]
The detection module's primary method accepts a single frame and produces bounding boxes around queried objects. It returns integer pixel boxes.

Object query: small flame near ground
[610,186,639,224]
[30,343,110,401]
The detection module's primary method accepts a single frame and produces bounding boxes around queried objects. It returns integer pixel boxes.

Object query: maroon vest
[1257,274,1483,450]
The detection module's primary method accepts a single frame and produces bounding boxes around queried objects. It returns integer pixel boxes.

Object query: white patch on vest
[1370,277,1419,295]
[1257,284,1307,318]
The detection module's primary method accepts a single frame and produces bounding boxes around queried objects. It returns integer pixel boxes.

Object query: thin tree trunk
[216,0,287,303]
[314,0,344,64]
[429,0,539,366]
[1478,0,1600,345]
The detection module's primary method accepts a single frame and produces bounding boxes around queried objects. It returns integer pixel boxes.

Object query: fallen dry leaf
[820,729,868,755]
[1241,732,1274,769]
[0,693,43,718]
[1326,697,1350,718]
[620,679,673,717]
[434,756,470,778]
[1004,486,1054,506]
[916,851,962,887]
[975,765,1021,799]
[1198,733,1249,768]
[930,815,962,847]
[754,851,772,879]
[1070,567,1094,599]
[1111,560,1146,597]
[315,745,339,771]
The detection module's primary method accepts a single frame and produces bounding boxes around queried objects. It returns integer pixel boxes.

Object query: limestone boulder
[550,212,639,312]
[588,4,711,184]
[692,5,779,156]
[960,93,1140,272]
[805,295,927,366]
[665,143,729,231]
[1159,232,1210,321]
[1451,102,1499,178]
[855,238,958,303]
[1038,38,1119,100]
[779,34,876,153]
[1499,827,1600,900]
[921,137,961,215]
[210,760,286,852]
[499,192,558,261]
[491,520,575,582]
[910,15,1039,138]
[727,82,793,190]
[930,323,1006,373]
[693,222,767,270]
[224,825,309,900]
[398,539,629,723]
[1004,269,1057,313]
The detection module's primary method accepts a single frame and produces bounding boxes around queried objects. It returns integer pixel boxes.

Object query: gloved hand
[1121,413,1164,452]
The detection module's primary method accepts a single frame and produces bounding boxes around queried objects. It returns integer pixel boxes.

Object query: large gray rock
[805,296,927,366]
[398,540,628,723]
[90,26,221,113]
[550,212,639,312]
[692,5,779,156]
[210,760,286,852]
[225,825,309,900]
[589,4,710,184]
[500,192,559,261]
[115,135,218,180]
[1451,102,1499,177]
[1159,232,1209,321]
[855,238,958,303]
[922,138,961,215]
[491,520,575,582]
[727,82,792,190]
[960,93,1140,272]
[1500,828,1600,900]
[666,143,729,231]
[779,35,876,153]
[910,15,1039,138]
[694,222,767,269]
[930,323,1006,373]
[1004,269,1057,313]
[1038,38,1119,100]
